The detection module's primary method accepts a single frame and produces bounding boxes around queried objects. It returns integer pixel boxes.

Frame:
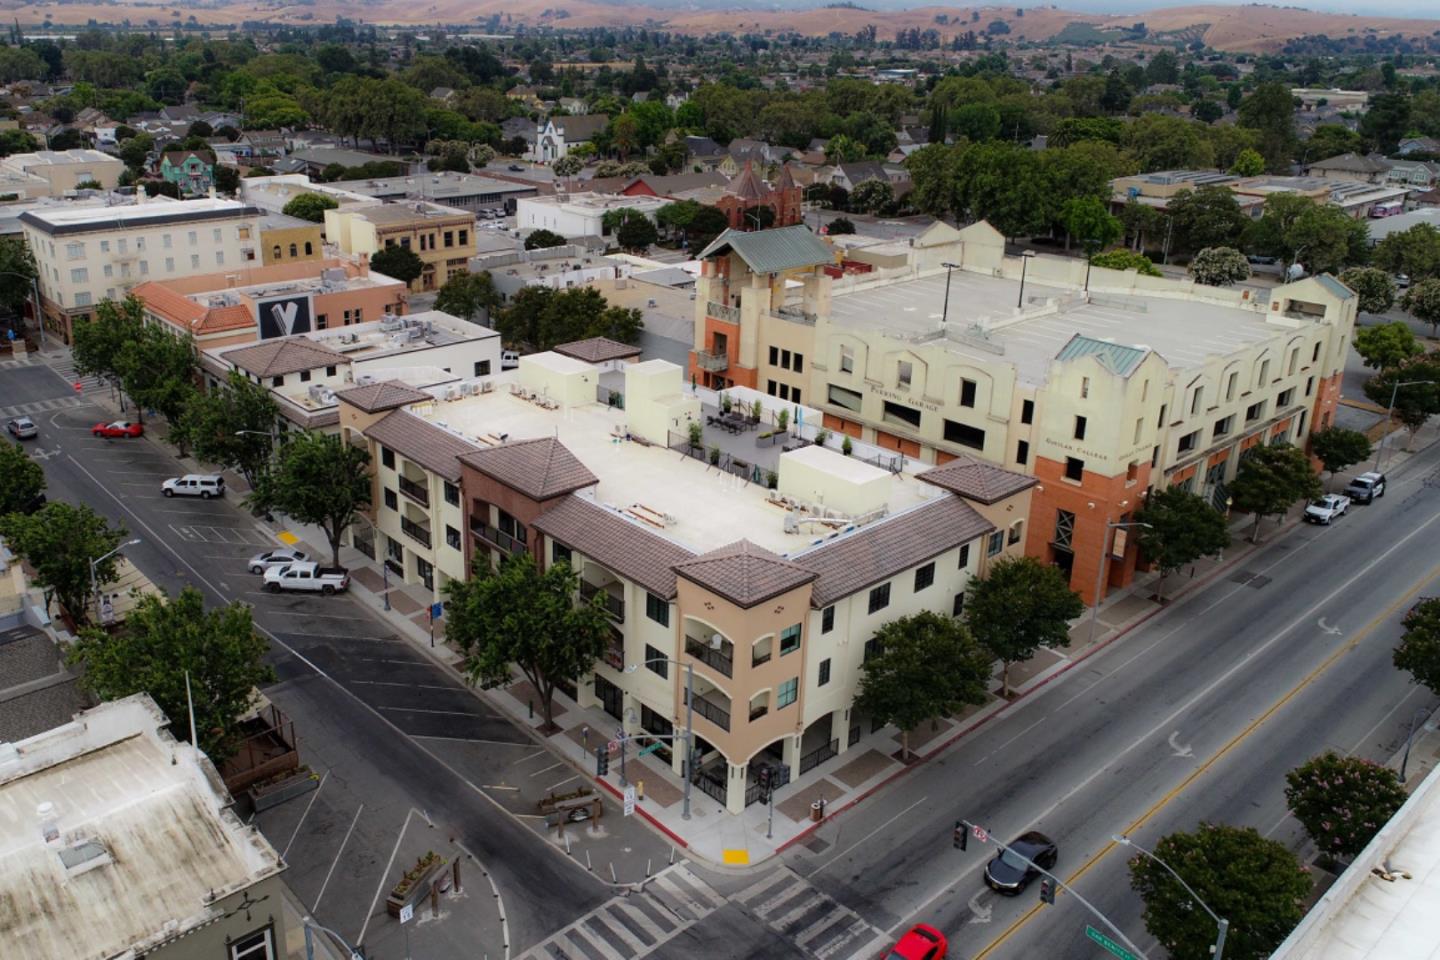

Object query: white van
[501,350,520,370]
[162,474,225,499]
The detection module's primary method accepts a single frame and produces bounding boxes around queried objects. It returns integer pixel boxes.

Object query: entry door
[595,675,623,721]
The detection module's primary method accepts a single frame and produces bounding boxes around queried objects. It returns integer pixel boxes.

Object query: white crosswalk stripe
[514,864,725,960]
[0,358,36,370]
[45,356,104,392]
[0,395,86,418]
[734,867,889,960]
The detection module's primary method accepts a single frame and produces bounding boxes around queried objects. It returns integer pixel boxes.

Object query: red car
[92,420,144,438]
[887,924,947,960]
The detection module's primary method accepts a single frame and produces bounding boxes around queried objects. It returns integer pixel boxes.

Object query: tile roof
[336,379,431,413]
[364,410,478,483]
[727,161,767,203]
[459,437,598,501]
[697,225,834,274]
[553,337,642,364]
[674,540,817,609]
[221,337,347,377]
[532,496,695,599]
[916,456,1037,505]
[1055,334,1149,377]
[801,497,995,608]
[131,280,205,329]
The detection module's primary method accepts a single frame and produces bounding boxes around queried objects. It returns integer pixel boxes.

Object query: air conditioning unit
[356,374,376,386]
[443,385,459,400]
[308,384,326,403]
[480,381,494,394]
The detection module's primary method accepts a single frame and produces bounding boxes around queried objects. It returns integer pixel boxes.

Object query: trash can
[810,799,826,822]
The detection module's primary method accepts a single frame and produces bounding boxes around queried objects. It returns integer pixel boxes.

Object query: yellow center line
[971,559,1440,960]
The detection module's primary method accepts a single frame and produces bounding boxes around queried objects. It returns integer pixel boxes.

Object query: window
[1288,347,1299,376]
[914,561,935,592]
[1080,376,1090,398]
[1126,461,1139,483]
[326,365,337,377]
[646,592,669,626]
[988,531,1004,556]
[230,928,275,960]
[960,378,977,408]
[1277,388,1294,408]
[187,231,197,245]
[821,605,835,633]
[65,242,84,260]
[1258,359,1270,385]
[1178,430,1199,454]
[70,267,87,283]
[475,360,491,377]
[868,583,891,614]
[1305,376,1315,397]
[792,388,801,404]
[1190,386,1203,414]
[644,645,668,678]
[165,257,175,272]
[99,240,110,254]
[446,525,461,550]
[958,543,971,569]
[780,623,802,655]
[1225,371,1238,401]
[74,292,92,307]
[213,228,222,243]
[793,354,803,373]
[828,384,863,412]
[767,379,777,396]
[882,400,921,429]
[897,360,912,388]
[305,241,314,255]
[1245,401,1265,422]
[300,370,311,383]
[553,542,571,565]
[782,349,792,369]
[776,678,798,709]
[1020,398,1034,424]
[1134,417,1143,445]
[288,243,298,258]
[382,448,395,469]
[383,488,398,510]
[953,593,966,616]
[1064,457,1084,481]
[818,658,831,687]
[1312,342,1321,362]
[769,346,779,365]
[458,230,468,246]
[1054,509,1076,549]
[1009,520,1024,545]
[317,314,328,330]
[191,254,200,269]
[237,227,249,241]
[1074,416,1087,441]
[1213,415,1233,438]
[444,482,459,506]
[1157,403,1167,428]
[139,261,148,275]
[444,230,454,248]
[271,375,284,388]
[839,345,854,373]
[103,264,113,278]
[943,419,985,450]
[1016,440,1029,465]
[163,234,172,249]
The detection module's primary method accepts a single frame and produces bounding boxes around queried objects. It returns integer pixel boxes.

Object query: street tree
[0,502,126,624]
[551,154,584,178]
[435,270,501,323]
[497,286,643,351]
[1364,356,1440,445]
[1238,80,1298,172]
[826,217,857,235]
[965,556,1084,698]
[1395,597,1440,695]
[1129,823,1311,960]
[369,244,425,287]
[71,295,144,404]
[850,179,894,215]
[1059,195,1121,258]
[1120,199,1163,252]
[1354,320,1423,371]
[0,235,37,319]
[1285,752,1407,862]
[1166,186,1249,255]
[1308,426,1373,482]
[175,371,279,490]
[1374,224,1440,282]
[524,228,567,251]
[1090,249,1162,276]
[1134,487,1231,601]
[1339,267,1397,316]
[250,432,371,567]
[616,214,658,252]
[855,611,993,762]
[444,554,611,732]
[1228,442,1323,542]
[117,320,197,436]
[281,192,339,223]
[0,441,43,515]
[1188,246,1251,286]
[70,587,274,761]
[1401,278,1440,335]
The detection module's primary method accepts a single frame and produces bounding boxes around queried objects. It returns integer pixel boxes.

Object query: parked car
[6,417,37,439]
[161,474,225,499]
[984,831,1058,894]
[248,548,309,575]
[1396,274,1412,289]
[887,924,947,960]
[92,420,143,438]
[263,562,349,594]
[1304,493,1351,524]
[501,350,520,370]
[1247,254,1278,265]
[1346,471,1386,504]
[508,163,525,172]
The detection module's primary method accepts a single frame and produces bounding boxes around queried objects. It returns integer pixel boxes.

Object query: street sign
[1086,925,1138,960]
[399,903,414,924]
[972,824,989,842]
[623,785,636,816]
[608,739,620,754]
[429,601,443,621]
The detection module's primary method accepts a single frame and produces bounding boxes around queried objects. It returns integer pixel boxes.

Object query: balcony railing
[685,636,734,678]
[707,300,740,323]
[603,641,625,671]
[470,518,526,556]
[400,516,431,548]
[580,580,625,622]
[696,350,729,372]
[687,691,731,732]
[751,650,772,668]
[749,702,769,722]
[775,305,816,326]
[397,475,429,506]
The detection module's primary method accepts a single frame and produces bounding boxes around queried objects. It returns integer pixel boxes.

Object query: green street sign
[1086,925,1139,960]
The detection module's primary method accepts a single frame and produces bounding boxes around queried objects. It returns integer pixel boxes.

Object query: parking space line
[312,802,364,913]
[412,734,535,747]
[511,749,547,765]
[356,807,413,948]
[546,776,579,793]
[528,761,565,778]
[379,705,487,717]
[281,769,330,859]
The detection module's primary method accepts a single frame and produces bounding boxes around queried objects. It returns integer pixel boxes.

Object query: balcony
[470,518,526,556]
[774,305,816,326]
[749,701,769,722]
[696,350,729,373]
[707,300,740,323]
[397,474,429,506]
[580,579,625,622]
[752,637,773,668]
[686,691,731,732]
[400,516,431,548]
[685,635,734,679]
[603,637,625,671]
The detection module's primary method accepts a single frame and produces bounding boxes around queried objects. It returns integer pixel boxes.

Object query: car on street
[92,420,143,438]
[984,831,1058,894]
[6,417,37,439]
[1247,254,1278,265]
[1396,274,1411,289]
[248,548,309,574]
[508,163,525,172]
[263,561,349,594]
[161,474,225,498]
[1304,493,1351,524]
[1345,471,1386,503]
[886,924,947,960]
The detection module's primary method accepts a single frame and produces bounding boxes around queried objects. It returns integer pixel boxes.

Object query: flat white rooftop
[20,195,255,229]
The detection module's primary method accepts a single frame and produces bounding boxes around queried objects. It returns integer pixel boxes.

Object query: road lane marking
[282,769,330,859]
[810,795,930,878]
[312,802,364,913]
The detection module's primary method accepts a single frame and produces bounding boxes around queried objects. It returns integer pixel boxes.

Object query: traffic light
[595,745,609,777]
[954,820,968,851]
[1039,878,1056,905]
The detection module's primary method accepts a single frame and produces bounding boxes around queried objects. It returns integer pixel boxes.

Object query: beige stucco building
[1,148,124,195]
[325,200,477,292]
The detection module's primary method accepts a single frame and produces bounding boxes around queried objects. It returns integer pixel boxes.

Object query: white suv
[162,474,225,499]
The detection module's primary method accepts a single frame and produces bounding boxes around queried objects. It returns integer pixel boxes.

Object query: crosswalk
[733,867,888,960]
[515,864,727,960]
[0,395,87,419]
[45,355,105,393]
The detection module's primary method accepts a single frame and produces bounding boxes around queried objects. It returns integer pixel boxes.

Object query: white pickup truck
[263,562,350,595]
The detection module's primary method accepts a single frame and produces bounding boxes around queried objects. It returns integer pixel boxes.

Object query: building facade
[325,201,477,293]
[0,148,124,194]
[158,150,217,196]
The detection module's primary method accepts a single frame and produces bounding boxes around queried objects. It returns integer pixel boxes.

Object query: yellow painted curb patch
[277,530,299,545]
[722,849,750,866]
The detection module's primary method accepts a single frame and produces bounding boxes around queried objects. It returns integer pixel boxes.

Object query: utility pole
[1115,835,1227,960]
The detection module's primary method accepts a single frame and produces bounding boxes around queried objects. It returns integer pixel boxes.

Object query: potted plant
[720,393,731,414]
[708,445,721,466]
[777,409,790,433]
[687,420,703,450]
[386,851,447,917]
[815,428,830,448]
[766,470,779,489]
[842,435,853,457]
[750,399,763,422]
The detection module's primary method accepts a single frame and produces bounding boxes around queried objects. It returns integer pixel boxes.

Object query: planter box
[386,854,448,918]
[756,430,789,448]
[248,767,320,812]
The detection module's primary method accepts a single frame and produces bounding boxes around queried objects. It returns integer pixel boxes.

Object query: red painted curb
[595,775,691,849]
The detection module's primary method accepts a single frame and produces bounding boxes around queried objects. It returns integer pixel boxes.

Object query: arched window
[271,245,281,260]
[303,241,313,256]
[288,243,298,258]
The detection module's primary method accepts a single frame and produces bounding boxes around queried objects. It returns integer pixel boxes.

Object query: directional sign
[399,903,414,924]
[972,824,989,842]
[623,785,636,817]
[1086,925,1138,960]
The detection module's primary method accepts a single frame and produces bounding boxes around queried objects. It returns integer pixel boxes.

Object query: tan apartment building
[688,222,1357,604]
[260,212,325,266]
[0,694,290,960]
[1,148,124,194]
[325,200,477,292]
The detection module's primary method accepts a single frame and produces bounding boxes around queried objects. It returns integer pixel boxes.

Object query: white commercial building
[516,192,669,239]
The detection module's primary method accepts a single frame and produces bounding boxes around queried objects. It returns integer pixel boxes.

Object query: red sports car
[92,420,144,438]
[887,924,947,960]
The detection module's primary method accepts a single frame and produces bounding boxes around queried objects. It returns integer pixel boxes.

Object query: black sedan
[984,831,1058,894]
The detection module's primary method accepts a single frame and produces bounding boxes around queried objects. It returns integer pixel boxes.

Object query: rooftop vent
[58,838,112,877]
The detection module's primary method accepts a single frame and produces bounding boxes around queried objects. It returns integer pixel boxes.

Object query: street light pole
[1115,835,1228,960]
[940,260,959,325]
[302,917,365,960]
[90,538,141,625]
[627,656,694,820]
[1090,521,1152,641]
[1400,706,1432,784]
[1374,379,1436,473]
[1016,249,1036,310]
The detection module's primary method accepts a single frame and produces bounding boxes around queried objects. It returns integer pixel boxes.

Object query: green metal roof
[697,226,834,275]
[1055,334,1148,377]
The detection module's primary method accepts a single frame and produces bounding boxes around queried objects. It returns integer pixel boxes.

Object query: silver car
[248,548,308,574]
[6,417,37,439]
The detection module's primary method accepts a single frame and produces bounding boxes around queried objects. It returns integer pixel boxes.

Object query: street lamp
[90,539,141,625]
[625,656,696,820]
[1016,249,1036,310]
[1374,379,1437,473]
[1090,520,1152,641]
[1114,834,1228,960]
[1400,706,1433,784]
[301,916,364,960]
[940,261,959,326]
[0,270,45,348]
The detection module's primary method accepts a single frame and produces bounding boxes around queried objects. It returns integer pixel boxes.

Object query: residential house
[158,149,216,196]
[429,87,457,104]
[685,136,726,168]
[1305,152,1389,184]
[1398,136,1440,157]
[534,114,610,162]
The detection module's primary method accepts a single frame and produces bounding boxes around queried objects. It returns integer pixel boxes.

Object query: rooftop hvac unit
[443,385,459,400]
[356,374,376,386]
[308,384,327,403]
[463,381,480,396]
[480,380,494,394]
[321,267,347,284]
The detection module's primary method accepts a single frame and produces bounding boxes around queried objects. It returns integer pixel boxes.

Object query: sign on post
[972,824,989,842]
[1086,925,1139,960]
[429,601,443,621]
[623,785,636,817]
[399,903,414,924]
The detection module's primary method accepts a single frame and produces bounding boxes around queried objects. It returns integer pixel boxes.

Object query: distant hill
[5,1,1439,53]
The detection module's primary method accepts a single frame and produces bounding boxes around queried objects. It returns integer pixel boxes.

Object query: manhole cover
[1247,575,1272,589]
[1230,570,1256,584]
[804,835,831,853]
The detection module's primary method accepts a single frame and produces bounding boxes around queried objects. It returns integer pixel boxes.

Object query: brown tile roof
[802,496,995,608]
[917,456,1037,505]
[337,380,430,414]
[673,540,817,609]
[364,410,478,483]
[458,437,598,501]
[222,337,347,378]
[727,160,767,203]
[553,337,642,364]
[532,496,694,599]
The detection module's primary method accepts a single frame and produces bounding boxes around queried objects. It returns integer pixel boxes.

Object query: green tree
[1339,267,1397,316]
[1305,125,1363,163]
[370,244,426,286]
[1059,196,1121,258]
[524,228,567,251]
[1238,81,1297,172]
[0,502,126,624]
[965,556,1083,697]
[116,317,197,433]
[176,371,278,490]
[1129,823,1311,960]
[957,142,1052,240]
[282,192,339,223]
[1091,249,1162,276]
[552,154,584,177]
[435,270,501,323]
[70,587,274,761]
[826,217,856,235]
[1189,246,1251,286]
[1374,224,1440,283]
[850,179,894,215]
[1248,194,1361,278]
[71,296,144,410]
[1364,356,1440,443]
[1309,426,1373,481]
[118,132,155,171]
[1396,597,1440,695]
[0,235,37,317]
[1228,442,1323,542]
[1228,147,1265,177]
[213,165,241,196]
[1353,321,1421,371]
[1285,753,1407,861]
[444,554,611,732]
[855,611,993,761]
[952,102,1000,142]
[1134,487,1231,601]
[1360,92,1410,155]
[0,442,44,516]
[616,214,658,252]
[1401,278,1440,335]
[250,432,371,567]
[1166,186,1249,255]
[904,143,960,221]
[497,286,642,350]
[1120,200,1163,252]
